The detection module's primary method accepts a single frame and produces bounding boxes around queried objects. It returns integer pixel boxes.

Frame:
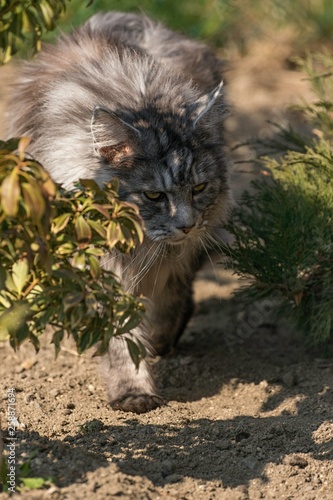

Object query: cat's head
[91,82,230,246]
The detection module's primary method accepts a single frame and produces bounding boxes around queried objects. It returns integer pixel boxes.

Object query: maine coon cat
[5,11,231,413]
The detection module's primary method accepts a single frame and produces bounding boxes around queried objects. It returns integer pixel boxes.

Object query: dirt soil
[1,35,333,499]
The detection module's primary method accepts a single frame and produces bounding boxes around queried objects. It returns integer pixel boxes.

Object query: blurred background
[51,0,333,56]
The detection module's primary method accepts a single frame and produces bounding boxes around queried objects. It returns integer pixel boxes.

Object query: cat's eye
[144,191,164,201]
[193,183,207,194]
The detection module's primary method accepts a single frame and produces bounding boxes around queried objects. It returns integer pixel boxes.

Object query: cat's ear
[91,106,140,163]
[189,81,224,127]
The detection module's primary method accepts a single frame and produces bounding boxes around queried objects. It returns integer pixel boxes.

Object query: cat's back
[13,11,222,91]
[84,11,223,91]
[5,15,180,141]
[6,12,222,135]
[5,11,226,186]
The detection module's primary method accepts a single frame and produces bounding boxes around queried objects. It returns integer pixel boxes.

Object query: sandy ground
[1,34,333,499]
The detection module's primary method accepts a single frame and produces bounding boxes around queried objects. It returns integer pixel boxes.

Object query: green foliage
[0,441,7,492]
[1,445,54,492]
[2,0,333,63]
[0,0,67,63]
[56,0,333,53]
[0,0,148,364]
[57,0,238,45]
[293,53,333,138]
[18,450,55,491]
[275,0,333,46]
[0,138,146,360]
[227,54,333,344]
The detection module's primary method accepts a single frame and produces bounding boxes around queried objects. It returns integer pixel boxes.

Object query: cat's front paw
[111,394,165,414]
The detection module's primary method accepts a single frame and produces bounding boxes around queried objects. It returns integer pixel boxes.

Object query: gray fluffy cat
[5,12,231,413]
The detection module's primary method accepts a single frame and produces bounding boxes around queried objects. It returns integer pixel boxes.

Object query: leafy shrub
[0,1,150,364]
[227,55,333,345]
[0,0,67,63]
[0,138,146,364]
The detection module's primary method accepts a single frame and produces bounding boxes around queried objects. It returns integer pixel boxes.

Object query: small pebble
[289,455,308,468]
[179,356,194,366]
[161,459,174,478]
[282,371,297,387]
[49,388,61,397]
[165,474,181,483]
[15,357,38,373]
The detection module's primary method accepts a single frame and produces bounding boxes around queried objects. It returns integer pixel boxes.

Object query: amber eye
[193,183,207,194]
[144,191,164,201]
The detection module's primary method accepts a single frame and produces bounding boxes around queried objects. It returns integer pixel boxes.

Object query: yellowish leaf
[1,170,20,216]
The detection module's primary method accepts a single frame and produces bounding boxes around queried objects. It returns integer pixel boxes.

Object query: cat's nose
[179,225,195,234]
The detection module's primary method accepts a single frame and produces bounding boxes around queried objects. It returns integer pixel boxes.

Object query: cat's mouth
[166,231,203,246]
[167,237,187,245]
[145,225,204,245]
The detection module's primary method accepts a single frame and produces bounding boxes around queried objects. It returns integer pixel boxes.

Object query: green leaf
[18,137,31,161]
[69,305,84,330]
[0,291,12,310]
[56,242,74,255]
[21,181,46,221]
[118,309,143,333]
[10,322,30,348]
[90,204,111,220]
[0,138,20,153]
[19,458,32,477]
[129,218,144,244]
[85,246,105,256]
[52,213,71,233]
[79,178,101,191]
[20,477,54,489]
[0,169,20,216]
[125,337,142,369]
[12,259,29,296]
[0,265,6,290]
[63,291,84,312]
[77,328,101,354]
[75,215,92,242]
[29,331,40,352]
[86,219,107,238]
[106,221,121,249]
[89,255,101,279]
[51,330,64,358]
[72,251,86,270]
[85,293,99,316]
[104,178,119,194]
[39,2,55,31]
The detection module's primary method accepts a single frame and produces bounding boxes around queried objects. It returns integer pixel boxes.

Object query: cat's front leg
[99,327,164,414]
[150,275,194,355]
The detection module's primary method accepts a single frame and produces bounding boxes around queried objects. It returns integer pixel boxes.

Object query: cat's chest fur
[111,240,198,299]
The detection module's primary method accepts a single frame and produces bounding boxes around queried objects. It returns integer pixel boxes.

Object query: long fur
[5,12,231,413]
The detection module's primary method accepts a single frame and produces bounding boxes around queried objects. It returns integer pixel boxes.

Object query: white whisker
[123,241,153,274]
[199,236,221,292]
[151,242,166,297]
[205,231,235,264]
[100,254,117,268]
[130,242,162,291]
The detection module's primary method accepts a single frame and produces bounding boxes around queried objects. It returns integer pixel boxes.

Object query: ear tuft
[190,81,224,127]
